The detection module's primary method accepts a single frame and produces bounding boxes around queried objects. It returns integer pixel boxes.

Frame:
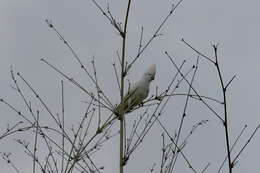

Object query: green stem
[120,1,132,173]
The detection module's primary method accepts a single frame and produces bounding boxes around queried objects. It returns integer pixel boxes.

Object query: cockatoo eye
[148,73,154,80]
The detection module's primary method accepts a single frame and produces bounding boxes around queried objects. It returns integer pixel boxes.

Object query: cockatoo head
[143,64,156,82]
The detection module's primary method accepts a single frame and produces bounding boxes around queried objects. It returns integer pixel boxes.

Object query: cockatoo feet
[139,102,144,107]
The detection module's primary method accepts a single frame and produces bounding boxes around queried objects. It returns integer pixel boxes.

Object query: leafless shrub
[0,1,259,173]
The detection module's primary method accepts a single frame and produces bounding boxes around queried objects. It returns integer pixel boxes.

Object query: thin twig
[16,72,60,126]
[61,80,65,173]
[64,97,94,172]
[165,51,224,122]
[1,153,20,173]
[137,27,144,56]
[45,19,114,109]
[217,125,247,173]
[224,75,236,90]
[171,57,199,172]
[127,0,184,72]
[33,112,39,173]
[232,124,260,165]
[181,38,215,64]
[91,57,102,128]
[41,58,113,111]
[201,163,210,173]
[112,63,121,92]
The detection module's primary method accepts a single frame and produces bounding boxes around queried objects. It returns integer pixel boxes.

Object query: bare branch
[181,38,215,64]
[225,75,236,90]
[201,163,210,173]
[218,125,247,173]
[127,0,184,72]
[112,63,121,93]
[165,51,224,122]
[232,124,260,165]
[45,19,114,110]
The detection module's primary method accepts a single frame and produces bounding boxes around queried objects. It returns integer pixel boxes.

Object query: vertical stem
[214,45,232,173]
[119,118,124,173]
[33,112,39,173]
[120,1,132,173]
[61,80,65,173]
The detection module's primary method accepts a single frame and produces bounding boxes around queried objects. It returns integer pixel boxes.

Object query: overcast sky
[0,0,259,173]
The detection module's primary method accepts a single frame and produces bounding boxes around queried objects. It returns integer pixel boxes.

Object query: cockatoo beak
[143,64,156,81]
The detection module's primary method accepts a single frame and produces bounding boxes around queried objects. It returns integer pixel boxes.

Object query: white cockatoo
[115,64,156,116]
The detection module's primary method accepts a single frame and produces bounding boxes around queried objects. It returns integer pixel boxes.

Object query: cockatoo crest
[115,64,156,116]
[145,64,156,77]
[143,64,156,82]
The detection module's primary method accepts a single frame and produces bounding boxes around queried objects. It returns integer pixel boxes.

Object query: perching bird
[115,64,156,116]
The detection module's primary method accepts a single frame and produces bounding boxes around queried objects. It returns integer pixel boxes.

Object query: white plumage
[116,64,156,115]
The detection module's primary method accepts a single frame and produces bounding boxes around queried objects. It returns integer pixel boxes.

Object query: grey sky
[0,0,259,172]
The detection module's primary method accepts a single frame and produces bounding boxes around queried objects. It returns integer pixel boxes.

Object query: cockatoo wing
[115,64,156,115]
[116,82,139,115]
